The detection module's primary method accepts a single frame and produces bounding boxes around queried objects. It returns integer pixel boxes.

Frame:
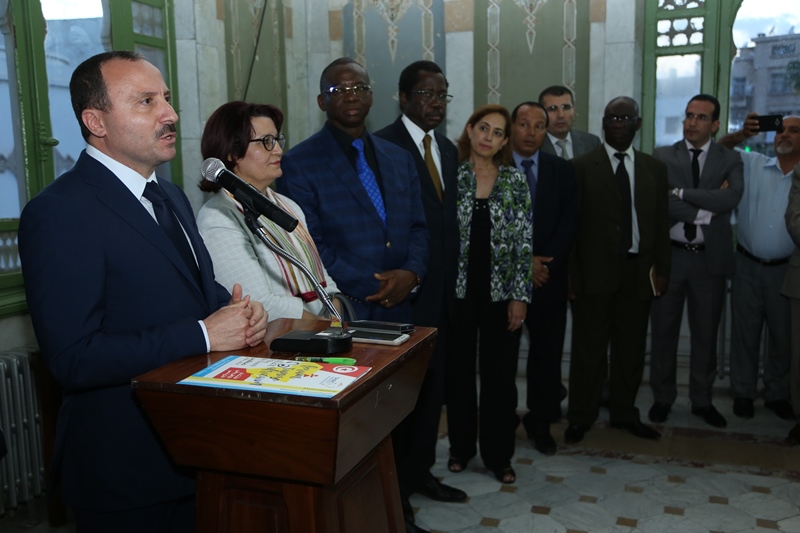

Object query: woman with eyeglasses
[445,104,533,484]
[197,101,340,320]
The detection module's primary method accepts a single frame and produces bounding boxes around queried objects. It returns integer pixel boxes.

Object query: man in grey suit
[649,94,744,428]
[783,162,800,445]
[539,85,601,159]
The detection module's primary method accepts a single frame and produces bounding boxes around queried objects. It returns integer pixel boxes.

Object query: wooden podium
[132,318,435,533]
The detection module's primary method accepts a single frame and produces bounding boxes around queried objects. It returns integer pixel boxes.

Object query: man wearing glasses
[649,94,744,429]
[564,97,670,444]
[538,85,601,159]
[279,57,428,326]
[374,60,465,533]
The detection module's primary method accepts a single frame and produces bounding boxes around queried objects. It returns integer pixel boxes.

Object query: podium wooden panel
[132,319,435,533]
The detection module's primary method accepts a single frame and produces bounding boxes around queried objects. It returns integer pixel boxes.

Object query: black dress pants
[446,294,521,470]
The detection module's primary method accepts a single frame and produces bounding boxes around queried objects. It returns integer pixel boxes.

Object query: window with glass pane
[729,0,800,154]
[43,0,110,178]
[0,12,25,222]
[133,1,164,39]
[769,72,791,94]
[655,54,702,147]
[0,7,24,276]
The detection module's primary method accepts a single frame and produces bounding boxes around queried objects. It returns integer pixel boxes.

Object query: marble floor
[3,377,798,533]
[410,379,800,533]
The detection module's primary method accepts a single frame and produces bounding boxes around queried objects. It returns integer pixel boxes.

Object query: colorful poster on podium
[179,355,371,398]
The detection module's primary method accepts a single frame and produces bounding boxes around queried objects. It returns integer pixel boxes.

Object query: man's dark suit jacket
[570,146,671,299]
[18,152,231,511]
[653,141,743,277]
[279,123,428,323]
[374,117,459,327]
[541,129,601,159]
[529,151,578,302]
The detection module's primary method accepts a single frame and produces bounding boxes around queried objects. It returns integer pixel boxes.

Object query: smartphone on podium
[347,320,414,334]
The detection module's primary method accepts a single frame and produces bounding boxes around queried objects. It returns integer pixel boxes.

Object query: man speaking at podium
[19,51,268,533]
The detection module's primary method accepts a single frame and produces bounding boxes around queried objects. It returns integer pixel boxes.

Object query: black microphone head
[201,158,226,182]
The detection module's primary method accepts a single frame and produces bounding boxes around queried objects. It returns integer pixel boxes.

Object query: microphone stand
[241,207,352,354]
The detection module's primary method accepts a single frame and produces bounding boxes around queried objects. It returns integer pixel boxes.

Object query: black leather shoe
[648,402,671,423]
[733,398,754,419]
[415,475,467,503]
[530,425,557,455]
[610,420,661,440]
[786,423,800,445]
[691,404,727,428]
[405,517,430,533]
[402,497,428,533]
[765,399,795,420]
[564,423,589,444]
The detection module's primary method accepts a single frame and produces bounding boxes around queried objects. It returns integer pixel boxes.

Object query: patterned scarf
[228,188,328,302]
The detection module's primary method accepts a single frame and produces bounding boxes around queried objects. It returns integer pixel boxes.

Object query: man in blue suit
[279,58,428,324]
[18,51,268,532]
[510,101,577,455]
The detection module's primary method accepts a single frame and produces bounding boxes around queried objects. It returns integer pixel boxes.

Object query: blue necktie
[143,181,201,284]
[352,138,386,225]
[521,159,536,212]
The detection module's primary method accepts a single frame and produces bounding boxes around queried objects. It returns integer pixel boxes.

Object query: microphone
[201,157,299,232]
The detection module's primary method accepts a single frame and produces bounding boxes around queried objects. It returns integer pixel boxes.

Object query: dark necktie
[352,138,386,225]
[423,134,443,202]
[521,159,536,212]
[615,152,633,255]
[684,148,702,242]
[143,181,201,284]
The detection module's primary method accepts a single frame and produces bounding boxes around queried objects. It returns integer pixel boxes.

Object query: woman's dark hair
[199,101,284,192]
[456,104,513,166]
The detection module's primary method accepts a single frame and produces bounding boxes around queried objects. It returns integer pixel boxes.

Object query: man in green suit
[565,96,671,444]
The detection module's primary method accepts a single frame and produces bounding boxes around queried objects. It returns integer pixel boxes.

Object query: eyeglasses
[545,104,573,113]
[322,84,372,98]
[410,90,454,103]
[684,112,712,122]
[249,133,286,151]
[604,114,638,124]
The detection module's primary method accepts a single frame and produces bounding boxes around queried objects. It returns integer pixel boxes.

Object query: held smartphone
[346,320,414,333]
[756,114,783,132]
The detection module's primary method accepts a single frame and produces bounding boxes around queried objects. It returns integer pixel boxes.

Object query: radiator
[0,345,44,516]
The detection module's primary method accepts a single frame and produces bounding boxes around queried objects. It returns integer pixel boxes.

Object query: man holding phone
[719,113,800,421]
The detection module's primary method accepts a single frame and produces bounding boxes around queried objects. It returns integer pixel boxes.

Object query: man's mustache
[156,124,177,138]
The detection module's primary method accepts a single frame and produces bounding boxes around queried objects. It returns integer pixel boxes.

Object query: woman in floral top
[445,104,533,484]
